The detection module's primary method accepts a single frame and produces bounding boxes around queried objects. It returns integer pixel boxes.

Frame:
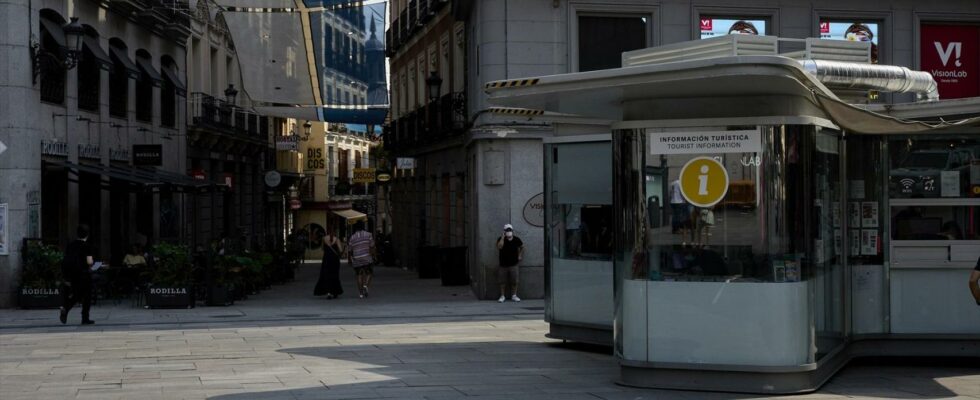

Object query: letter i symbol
[698,165,710,195]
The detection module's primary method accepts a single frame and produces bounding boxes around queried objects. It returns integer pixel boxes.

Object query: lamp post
[425,71,442,103]
[302,121,313,140]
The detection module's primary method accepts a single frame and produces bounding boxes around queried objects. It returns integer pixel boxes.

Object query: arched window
[38,10,67,104]
[135,49,161,122]
[160,56,185,128]
[77,26,111,112]
[109,38,138,118]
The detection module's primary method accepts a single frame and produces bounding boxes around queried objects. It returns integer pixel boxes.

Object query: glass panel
[889,137,978,199]
[891,205,980,240]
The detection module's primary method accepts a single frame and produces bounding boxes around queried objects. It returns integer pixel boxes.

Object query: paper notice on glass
[849,229,861,256]
[861,229,878,256]
[832,202,841,228]
[848,202,861,228]
[861,201,879,228]
[849,180,865,199]
[941,170,960,197]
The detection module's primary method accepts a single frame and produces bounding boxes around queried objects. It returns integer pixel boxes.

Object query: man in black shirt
[60,225,95,325]
[970,256,980,306]
[496,224,524,303]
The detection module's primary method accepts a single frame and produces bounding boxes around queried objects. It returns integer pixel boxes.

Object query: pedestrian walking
[314,226,345,299]
[347,222,376,298]
[59,225,96,325]
[496,223,524,303]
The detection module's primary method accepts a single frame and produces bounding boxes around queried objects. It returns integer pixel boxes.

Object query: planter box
[206,285,234,306]
[18,287,62,309]
[145,286,194,309]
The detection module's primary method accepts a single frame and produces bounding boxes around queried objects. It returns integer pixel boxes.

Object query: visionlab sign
[920,24,980,99]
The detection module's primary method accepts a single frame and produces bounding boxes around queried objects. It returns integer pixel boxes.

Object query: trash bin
[417,245,441,279]
[440,246,469,286]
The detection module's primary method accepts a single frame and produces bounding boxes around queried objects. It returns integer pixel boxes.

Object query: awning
[161,66,187,96]
[333,209,367,224]
[82,35,113,71]
[45,160,161,190]
[136,56,163,86]
[109,46,141,79]
[39,17,66,47]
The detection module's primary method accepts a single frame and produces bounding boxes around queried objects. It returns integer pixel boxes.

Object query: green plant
[149,243,192,286]
[20,242,63,288]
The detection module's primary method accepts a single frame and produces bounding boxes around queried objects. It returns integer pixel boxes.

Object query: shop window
[577,15,648,72]
[819,20,880,63]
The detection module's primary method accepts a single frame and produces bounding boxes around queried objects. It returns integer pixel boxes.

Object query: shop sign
[678,157,729,208]
[522,192,545,227]
[289,199,302,210]
[78,144,101,160]
[276,135,299,151]
[699,18,767,39]
[396,157,416,169]
[353,168,377,183]
[306,147,325,171]
[920,24,980,99]
[109,148,130,162]
[190,168,206,180]
[377,172,392,182]
[264,170,282,188]
[649,130,761,155]
[133,144,162,166]
[41,141,68,157]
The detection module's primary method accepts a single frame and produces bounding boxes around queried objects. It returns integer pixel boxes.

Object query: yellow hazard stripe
[484,78,540,89]
[488,108,544,116]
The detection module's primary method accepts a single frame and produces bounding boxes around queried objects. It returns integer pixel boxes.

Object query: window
[77,29,107,112]
[577,15,648,72]
[698,17,768,39]
[819,20,880,63]
[160,58,178,128]
[38,12,67,104]
[135,51,158,122]
[109,40,134,118]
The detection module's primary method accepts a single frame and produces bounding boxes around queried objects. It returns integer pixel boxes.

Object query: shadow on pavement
[205,343,972,400]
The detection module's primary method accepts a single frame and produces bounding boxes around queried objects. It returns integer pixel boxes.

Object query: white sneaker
[498,295,505,303]
[511,295,521,302]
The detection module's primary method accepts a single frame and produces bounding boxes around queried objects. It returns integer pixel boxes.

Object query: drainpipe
[799,59,939,101]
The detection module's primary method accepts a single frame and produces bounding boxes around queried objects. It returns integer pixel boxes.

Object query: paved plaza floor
[1,264,978,399]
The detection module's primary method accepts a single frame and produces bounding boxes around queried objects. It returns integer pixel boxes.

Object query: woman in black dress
[314,229,344,299]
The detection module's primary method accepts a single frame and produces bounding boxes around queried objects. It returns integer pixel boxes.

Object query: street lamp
[425,71,442,103]
[62,17,85,68]
[224,84,238,104]
[302,121,313,140]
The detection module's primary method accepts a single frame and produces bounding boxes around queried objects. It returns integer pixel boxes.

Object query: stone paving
[1,264,978,400]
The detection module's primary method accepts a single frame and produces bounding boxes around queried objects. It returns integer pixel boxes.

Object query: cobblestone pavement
[2,265,978,400]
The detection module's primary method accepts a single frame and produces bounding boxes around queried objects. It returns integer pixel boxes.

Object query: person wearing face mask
[496,224,524,303]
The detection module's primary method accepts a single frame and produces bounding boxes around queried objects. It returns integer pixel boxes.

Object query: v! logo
[934,41,963,67]
[700,18,712,31]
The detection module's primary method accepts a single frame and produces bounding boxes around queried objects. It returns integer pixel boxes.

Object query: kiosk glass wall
[545,141,614,329]
[613,126,846,367]
[886,135,980,334]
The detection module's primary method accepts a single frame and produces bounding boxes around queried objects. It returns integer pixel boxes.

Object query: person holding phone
[496,224,524,303]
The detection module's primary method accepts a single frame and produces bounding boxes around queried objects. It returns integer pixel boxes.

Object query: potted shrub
[18,241,64,309]
[145,243,194,309]
[206,255,236,306]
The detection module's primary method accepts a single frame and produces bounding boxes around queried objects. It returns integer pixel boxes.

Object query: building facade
[385,0,980,300]
[0,0,193,306]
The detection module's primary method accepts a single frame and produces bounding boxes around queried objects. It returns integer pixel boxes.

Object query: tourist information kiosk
[489,36,980,394]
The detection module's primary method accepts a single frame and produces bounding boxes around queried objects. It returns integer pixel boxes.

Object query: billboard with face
[699,18,767,39]
[820,21,879,63]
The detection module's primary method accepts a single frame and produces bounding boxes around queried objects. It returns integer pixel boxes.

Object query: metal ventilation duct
[799,59,939,101]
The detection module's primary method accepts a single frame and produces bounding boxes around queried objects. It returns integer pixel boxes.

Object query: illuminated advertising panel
[699,17,767,39]
[920,24,980,99]
[820,21,879,63]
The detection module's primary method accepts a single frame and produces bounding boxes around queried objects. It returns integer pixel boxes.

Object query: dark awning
[162,66,187,97]
[109,46,141,79]
[82,35,113,71]
[45,160,161,190]
[39,17,66,47]
[136,56,163,87]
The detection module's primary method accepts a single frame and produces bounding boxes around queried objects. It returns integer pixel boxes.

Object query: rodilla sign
[920,24,980,99]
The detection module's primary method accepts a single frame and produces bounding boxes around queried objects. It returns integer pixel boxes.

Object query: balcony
[188,92,269,154]
[330,177,377,201]
[388,92,467,151]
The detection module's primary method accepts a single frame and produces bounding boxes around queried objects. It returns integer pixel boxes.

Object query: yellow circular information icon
[679,157,729,208]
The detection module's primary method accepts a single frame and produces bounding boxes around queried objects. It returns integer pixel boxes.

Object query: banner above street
[214,0,389,124]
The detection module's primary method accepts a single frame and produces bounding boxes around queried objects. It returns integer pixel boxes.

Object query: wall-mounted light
[302,121,313,140]
[425,71,442,103]
[31,17,85,84]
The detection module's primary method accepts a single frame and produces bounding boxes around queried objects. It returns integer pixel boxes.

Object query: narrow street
[2,264,978,400]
